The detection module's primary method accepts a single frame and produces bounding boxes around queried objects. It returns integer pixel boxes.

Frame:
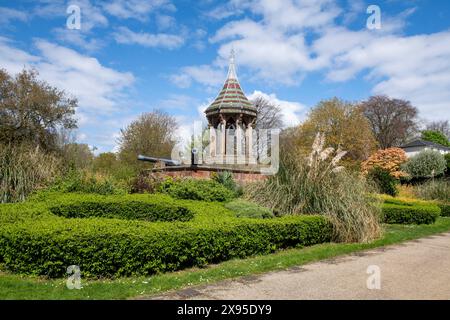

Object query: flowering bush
[361,148,408,179]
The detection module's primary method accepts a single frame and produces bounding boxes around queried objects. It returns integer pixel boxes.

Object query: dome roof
[205,51,257,122]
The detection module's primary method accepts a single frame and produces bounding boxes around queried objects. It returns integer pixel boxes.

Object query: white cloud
[158,94,199,110]
[174,0,450,120]
[34,40,134,113]
[103,0,175,21]
[321,30,450,119]
[53,28,104,52]
[0,7,27,24]
[169,65,225,88]
[155,14,176,30]
[247,90,307,127]
[203,1,342,84]
[34,0,108,32]
[113,26,184,49]
[0,37,39,74]
[204,0,244,20]
[0,37,136,151]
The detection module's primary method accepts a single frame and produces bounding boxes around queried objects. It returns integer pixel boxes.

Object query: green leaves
[0,193,332,278]
[421,130,450,147]
[48,194,194,222]
[161,179,236,202]
[402,150,447,179]
[382,202,440,225]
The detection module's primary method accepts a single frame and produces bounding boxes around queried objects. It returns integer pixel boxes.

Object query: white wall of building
[403,146,450,158]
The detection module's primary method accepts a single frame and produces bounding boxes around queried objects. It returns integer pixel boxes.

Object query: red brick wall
[152,169,267,184]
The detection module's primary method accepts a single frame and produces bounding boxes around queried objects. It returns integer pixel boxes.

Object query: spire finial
[227,48,237,80]
[230,48,235,64]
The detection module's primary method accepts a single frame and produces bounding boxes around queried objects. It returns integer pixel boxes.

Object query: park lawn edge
[1,217,450,300]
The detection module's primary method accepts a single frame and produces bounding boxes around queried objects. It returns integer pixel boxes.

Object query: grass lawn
[1,217,450,300]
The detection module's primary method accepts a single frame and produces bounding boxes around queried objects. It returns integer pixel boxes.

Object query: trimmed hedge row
[48,194,193,222]
[0,214,332,278]
[382,203,440,225]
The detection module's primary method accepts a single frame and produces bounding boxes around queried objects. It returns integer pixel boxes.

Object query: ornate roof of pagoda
[205,50,257,121]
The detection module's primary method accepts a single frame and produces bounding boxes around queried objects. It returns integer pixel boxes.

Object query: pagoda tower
[204,50,257,165]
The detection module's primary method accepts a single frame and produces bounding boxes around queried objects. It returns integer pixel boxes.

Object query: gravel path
[150,232,450,300]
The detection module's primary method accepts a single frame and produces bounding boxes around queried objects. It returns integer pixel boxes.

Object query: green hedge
[0,215,331,278]
[382,203,440,225]
[437,203,450,217]
[225,199,274,219]
[160,178,236,202]
[0,193,332,278]
[48,195,193,222]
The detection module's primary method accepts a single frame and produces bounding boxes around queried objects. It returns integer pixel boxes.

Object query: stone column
[246,125,256,165]
[236,120,242,164]
[209,125,216,158]
[220,120,226,164]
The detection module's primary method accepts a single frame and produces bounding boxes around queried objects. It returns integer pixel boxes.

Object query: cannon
[137,155,180,166]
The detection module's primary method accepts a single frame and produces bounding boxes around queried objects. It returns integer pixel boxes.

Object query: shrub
[160,178,235,202]
[367,167,398,196]
[129,173,164,194]
[445,154,450,172]
[224,199,274,219]
[246,133,382,243]
[0,199,332,277]
[0,144,61,203]
[361,148,408,179]
[48,194,193,222]
[50,170,126,195]
[381,203,440,225]
[437,203,450,217]
[402,150,447,179]
[412,179,450,201]
[211,171,242,196]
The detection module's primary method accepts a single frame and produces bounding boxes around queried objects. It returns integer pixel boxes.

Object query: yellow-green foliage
[380,195,441,224]
[0,193,332,278]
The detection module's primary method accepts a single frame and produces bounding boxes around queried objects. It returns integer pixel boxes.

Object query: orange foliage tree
[361,148,408,179]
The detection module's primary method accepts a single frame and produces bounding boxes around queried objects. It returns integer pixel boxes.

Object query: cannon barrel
[137,155,180,166]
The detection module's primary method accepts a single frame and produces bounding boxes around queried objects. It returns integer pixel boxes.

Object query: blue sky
[1,0,450,153]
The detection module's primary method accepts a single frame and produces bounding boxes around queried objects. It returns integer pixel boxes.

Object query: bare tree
[426,120,450,139]
[251,96,284,129]
[360,95,419,149]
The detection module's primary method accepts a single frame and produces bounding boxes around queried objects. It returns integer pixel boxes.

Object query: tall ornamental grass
[413,179,450,202]
[245,133,382,243]
[0,144,61,203]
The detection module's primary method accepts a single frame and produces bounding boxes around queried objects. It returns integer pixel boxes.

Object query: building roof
[401,139,450,151]
[204,50,257,120]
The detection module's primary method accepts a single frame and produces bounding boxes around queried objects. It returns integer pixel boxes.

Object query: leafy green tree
[296,98,377,163]
[93,152,118,174]
[426,120,450,140]
[118,110,178,169]
[421,130,450,147]
[0,69,77,152]
[62,143,94,170]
